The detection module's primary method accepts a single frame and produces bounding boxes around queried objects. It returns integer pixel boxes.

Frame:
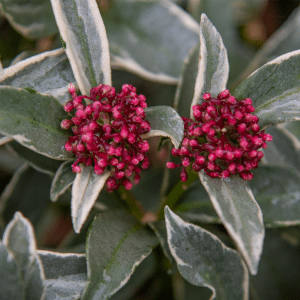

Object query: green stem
[117,186,145,222]
[157,168,199,219]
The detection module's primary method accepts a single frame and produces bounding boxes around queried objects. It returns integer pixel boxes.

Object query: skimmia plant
[1,0,300,299]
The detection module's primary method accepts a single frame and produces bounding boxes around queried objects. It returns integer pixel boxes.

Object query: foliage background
[1,0,300,299]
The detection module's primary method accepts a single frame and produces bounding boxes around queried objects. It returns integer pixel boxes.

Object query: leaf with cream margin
[199,172,264,275]
[164,206,249,300]
[0,86,72,160]
[233,50,300,129]
[0,242,24,300]
[71,166,111,233]
[100,0,199,84]
[0,48,76,105]
[0,0,58,39]
[142,106,184,148]
[38,250,87,300]
[3,212,45,300]
[190,14,229,117]
[50,0,111,95]
[50,161,76,202]
[82,210,158,300]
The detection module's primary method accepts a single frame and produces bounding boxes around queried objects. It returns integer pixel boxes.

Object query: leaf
[0,135,13,146]
[250,165,300,227]
[38,250,87,300]
[0,164,51,229]
[71,166,111,233]
[190,13,229,117]
[262,126,300,172]
[82,210,158,300]
[164,207,249,300]
[10,51,35,66]
[251,229,300,300]
[142,106,184,148]
[0,48,76,105]
[199,172,264,275]
[2,212,45,300]
[174,44,199,118]
[174,180,219,224]
[110,253,156,300]
[233,50,300,129]
[149,220,177,274]
[50,161,75,202]
[50,0,111,95]
[0,242,24,300]
[0,0,58,39]
[101,0,199,84]
[7,141,62,175]
[0,86,71,160]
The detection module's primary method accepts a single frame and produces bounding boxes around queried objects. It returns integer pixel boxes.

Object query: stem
[159,142,171,199]
[117,186,146,221]
[157,168,199,219]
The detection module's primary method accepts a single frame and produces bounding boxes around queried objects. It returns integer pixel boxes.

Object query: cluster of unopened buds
[61,83,151,191]
[167,90,273,181]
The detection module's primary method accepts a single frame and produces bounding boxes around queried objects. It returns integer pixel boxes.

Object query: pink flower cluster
[61,84,151,191]
[167,90,273,181]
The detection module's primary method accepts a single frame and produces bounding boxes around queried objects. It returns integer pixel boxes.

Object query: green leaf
[38,250,87,300]
[282,120,300,141]
[50,0,111,95]
[0,86,71,160]
[174,180,219,224]
[233,50,300,129]
[262,126,300,172]
[149,220,177,274]
[7,141,62,175]
[110,253,156,300]
[82,210,158,300]
[50,161,75,202]
[251,229,300,300]
[250,165,300,227]
[190,13,229,117]
[101,0,199,84]
[164,207,248,300]
[199,172,264,275]
[0,164,51,229]
[174,45,199,118]
[0,242,24,300]
[142,106,184,148]
[0,49,76,105]
[71,166,111,233]
[0,0,58,39]
[10,51,35,66]
[3,212,45,300]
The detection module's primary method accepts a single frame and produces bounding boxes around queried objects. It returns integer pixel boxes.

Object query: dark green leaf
[165,207,248,300]
[82,210,158,300]
[50,0,111,95]
[199,173,264,275]
[0,164,51,229]
[250,165,300,227]
[0,86,71,159]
